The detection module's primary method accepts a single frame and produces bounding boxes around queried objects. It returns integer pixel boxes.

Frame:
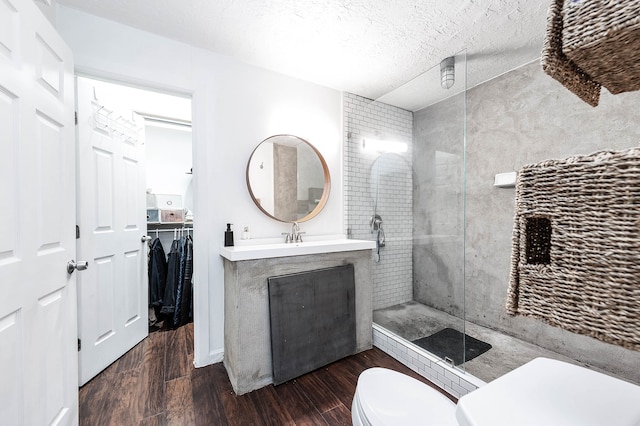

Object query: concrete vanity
[220,237,375,395]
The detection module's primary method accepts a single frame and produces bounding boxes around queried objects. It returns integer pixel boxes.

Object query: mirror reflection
[246,134,330,222]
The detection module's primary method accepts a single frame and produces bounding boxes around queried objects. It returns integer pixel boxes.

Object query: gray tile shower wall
[343,93,413,309]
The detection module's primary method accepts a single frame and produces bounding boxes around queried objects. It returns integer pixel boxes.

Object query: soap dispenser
[224,223,234,247]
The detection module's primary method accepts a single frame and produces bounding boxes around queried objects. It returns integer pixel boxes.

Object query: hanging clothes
[148,238,168,309]
[160,237,182,318]
[173,234,193,327]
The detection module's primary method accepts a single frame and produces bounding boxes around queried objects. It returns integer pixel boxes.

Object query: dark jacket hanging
[173,234,193,327]
[160,238,182,317]
[148,238,167,308]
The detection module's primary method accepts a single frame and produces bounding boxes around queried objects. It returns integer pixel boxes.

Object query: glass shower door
[345,50,472,372]
[411,50,468,369]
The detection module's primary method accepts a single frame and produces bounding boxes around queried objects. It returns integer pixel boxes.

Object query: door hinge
[76,225,80,239]
[75,111,78,125]
[78,338,81,351]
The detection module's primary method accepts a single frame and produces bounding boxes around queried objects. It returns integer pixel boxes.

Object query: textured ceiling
[57,0,549,111]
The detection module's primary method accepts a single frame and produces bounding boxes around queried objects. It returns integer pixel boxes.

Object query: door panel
[94,256,115,342]
[124,250,141,323]
[37,288,67,423]
[0,0,77,424]
[76,77,148,385]
[124,157,141,226]
[0,310,22,422]
[35,33,64,96]
[94,146,115,229]
[0,0,18,60]
[0,87,18,256]
[36,111,65,249]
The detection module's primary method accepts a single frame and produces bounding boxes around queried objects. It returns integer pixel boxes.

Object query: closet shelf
[147,222,193,228]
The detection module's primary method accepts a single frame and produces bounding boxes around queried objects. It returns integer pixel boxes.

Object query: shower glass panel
[412,50,468,370]
[346,50,468,372]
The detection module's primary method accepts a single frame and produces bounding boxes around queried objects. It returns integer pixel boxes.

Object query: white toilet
[351,367,457,426]
[352,358,640,426]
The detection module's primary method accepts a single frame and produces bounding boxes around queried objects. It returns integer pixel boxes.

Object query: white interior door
[0,0,77,424]
[76,77,148,385]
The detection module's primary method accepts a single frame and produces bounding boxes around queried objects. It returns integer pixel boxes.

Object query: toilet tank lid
[455,357,640,426]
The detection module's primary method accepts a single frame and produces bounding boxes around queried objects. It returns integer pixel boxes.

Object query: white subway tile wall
[343,93,414,309]
[373,325,484,398]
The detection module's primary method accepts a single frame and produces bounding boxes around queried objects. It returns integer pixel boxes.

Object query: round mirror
[246,134,330,223]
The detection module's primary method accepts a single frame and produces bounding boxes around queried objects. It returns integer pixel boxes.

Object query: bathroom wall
[56,6,343,367]
[415,60,640,379]
[343,93,413,309]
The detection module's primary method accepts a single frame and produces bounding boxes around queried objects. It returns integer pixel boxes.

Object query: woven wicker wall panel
[562,0,640,95]
[507,148,640,351]
[541,0,601,107]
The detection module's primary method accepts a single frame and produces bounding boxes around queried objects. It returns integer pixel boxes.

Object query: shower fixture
[440,56,455,89]
[370,214,385,263]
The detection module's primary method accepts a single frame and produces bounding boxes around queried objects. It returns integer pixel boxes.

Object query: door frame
[74,71,198,362]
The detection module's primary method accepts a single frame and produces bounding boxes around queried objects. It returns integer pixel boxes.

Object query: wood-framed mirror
[246,134,330,223]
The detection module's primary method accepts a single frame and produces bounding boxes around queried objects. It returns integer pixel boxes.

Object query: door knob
[67,260,89,274]
[141,235,152,242]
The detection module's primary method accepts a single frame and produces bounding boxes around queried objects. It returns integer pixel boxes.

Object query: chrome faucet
[292,222,301,243]
[282,222,305,243]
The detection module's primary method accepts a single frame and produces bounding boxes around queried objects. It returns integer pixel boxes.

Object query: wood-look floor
[80,323,455,425]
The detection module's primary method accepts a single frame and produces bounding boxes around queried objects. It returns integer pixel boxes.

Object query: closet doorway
[76,76,193,385]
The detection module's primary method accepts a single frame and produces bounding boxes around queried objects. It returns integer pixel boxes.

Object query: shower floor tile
[374,301,626,383]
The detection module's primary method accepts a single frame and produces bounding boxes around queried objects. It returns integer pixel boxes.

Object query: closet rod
[149,228,193,233]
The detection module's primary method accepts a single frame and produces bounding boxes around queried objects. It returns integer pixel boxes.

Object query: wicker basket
[562,0,640,94]
[541,0,601,106]
[507,147,640,351]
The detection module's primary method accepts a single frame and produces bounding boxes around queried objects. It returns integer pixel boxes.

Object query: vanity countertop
[220,235,375,261]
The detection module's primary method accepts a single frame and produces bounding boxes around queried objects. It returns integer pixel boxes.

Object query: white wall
[145,124,193,209]
[56,6,343,366]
